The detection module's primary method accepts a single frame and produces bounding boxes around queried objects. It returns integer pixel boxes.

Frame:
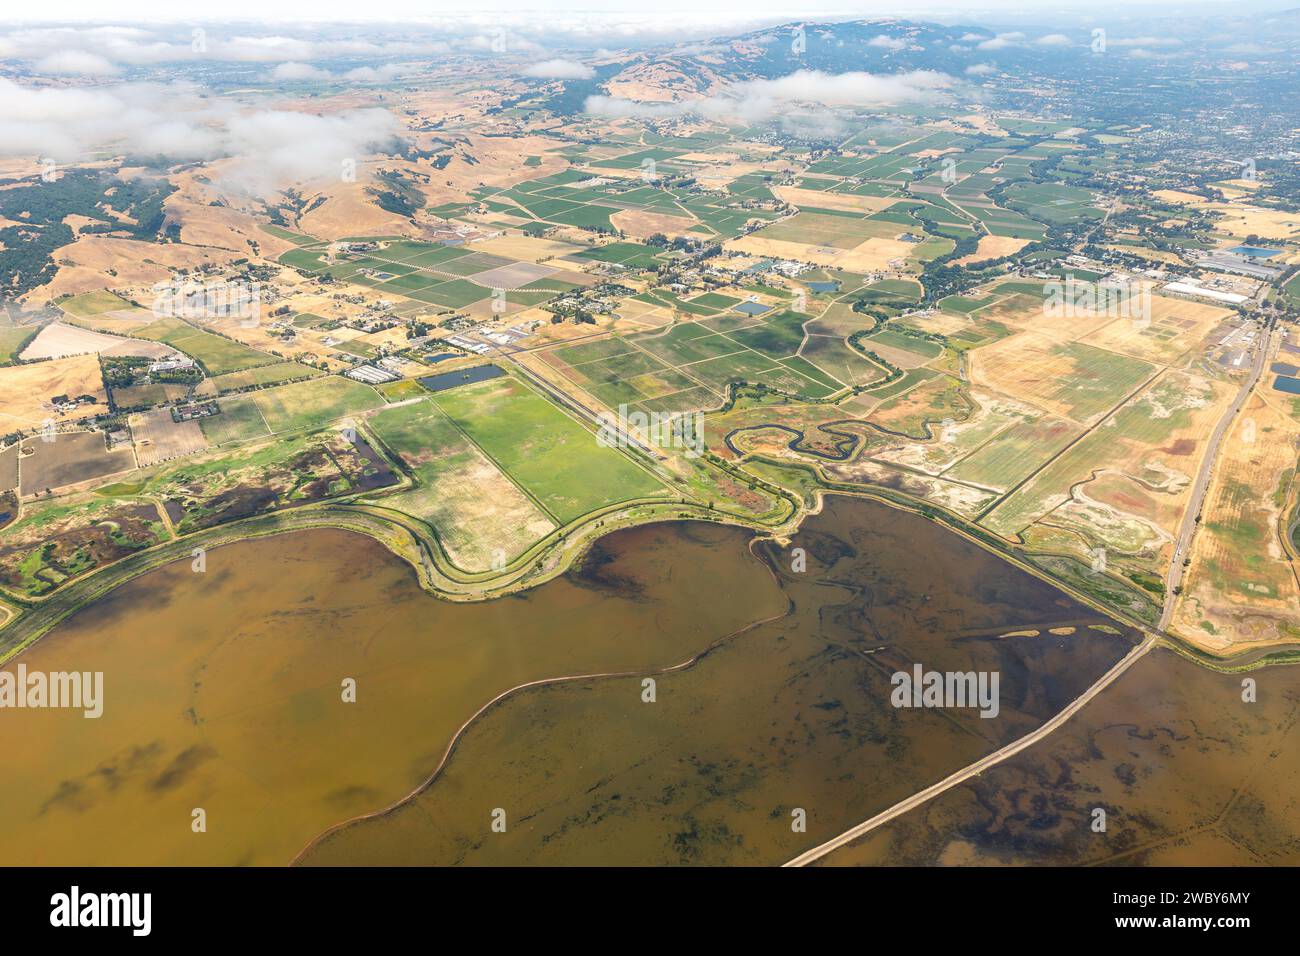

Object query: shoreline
[2,471,1296,673]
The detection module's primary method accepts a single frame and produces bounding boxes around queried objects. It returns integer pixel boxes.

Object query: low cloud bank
[585,68,956,125]
[0,79,401,195]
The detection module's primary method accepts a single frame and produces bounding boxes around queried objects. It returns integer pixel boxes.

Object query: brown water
[0,495,1144,866]
[0,520,783,865]
[301,496,1139,865]
[818,646,1300,866]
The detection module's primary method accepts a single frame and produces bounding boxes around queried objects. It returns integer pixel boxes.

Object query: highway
[784,313,1274,867]
[1158,323,1271,630]
[783,633,1157,867]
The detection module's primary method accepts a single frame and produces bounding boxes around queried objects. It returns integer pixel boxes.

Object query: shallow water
[819,646,1300,866]
[301,496,1139,865]
[0,495,1142,866]
[0,519,781,865]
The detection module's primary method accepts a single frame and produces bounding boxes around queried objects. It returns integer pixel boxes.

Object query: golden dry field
[0,354,108,427]
[1174,390,1300,651]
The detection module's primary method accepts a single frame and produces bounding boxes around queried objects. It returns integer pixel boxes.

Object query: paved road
[1158,324,1271,630]
[783,316,1273,867]
[783,632,1158,867]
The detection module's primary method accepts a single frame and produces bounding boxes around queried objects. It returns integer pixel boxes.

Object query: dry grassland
[0,354,107,427]
[30,236,239,306]
[1078,297,1230,366]
[953,235,1030,265]
[609,209,697,239]
[20,322,177,361]
[772,186,898,214]
[1173,390,1300,651]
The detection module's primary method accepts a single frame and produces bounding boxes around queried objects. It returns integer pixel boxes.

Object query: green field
[368,398,557,569]
[208,362,323,393]
[752,211,902,248]
[249,376,385,434]
[261,225,320,246]
[946,416,1082,490]
[1048,343,1155,422]
[0,325,39,364]
[135,319,279,375]
[864,328,944,360]
[58,290,134,316]
[938,294,995,314]
[1002,182,1102,225]
[553,310,840,407]
[430,376,667,523]
[574,242,661,268]
[199,397,271,445]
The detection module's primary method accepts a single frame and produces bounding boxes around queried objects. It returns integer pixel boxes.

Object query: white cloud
[0,78,400,196]
[0,24,458,68]
[523,58,595,80]
[868,35,906,52]
[269,62,331,81]
[343,63,411,82]
[33,51,121,76]
[977,32,1025,51]
[965,63,996,76]
[586,69,956,124]
[220,108,400,195]
[211,34,453,62]
[1109,36,1183,48]
[1035,34,1073,47]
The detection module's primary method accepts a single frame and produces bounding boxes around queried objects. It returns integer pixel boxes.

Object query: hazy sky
[1,0,1286,24]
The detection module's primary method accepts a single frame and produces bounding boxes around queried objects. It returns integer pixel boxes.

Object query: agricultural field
[944,414,1082,490]
[56,290,136,317]
[248,376,385,434]
[871,390,1059,479]
[19,322,177,361]
[199,398,272,445]
[134,318,280,375]
[0,323,40,365]
[206,361,323,394]
[278,236,587,314]
[982,370,1234,586]
[368,398,556,571]
[543,308,844,417]
[729,221,943,272]
[1076,296,1231,367]
[430,374,668,524]
[969,332,1156,425]
[485,166,783,241]
[1001,182,1101,225]
[109,382,190,411]
[18,431,136,496]
[0,353,108,427]
[129,408,209,467]
[1173,391,1300,650]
